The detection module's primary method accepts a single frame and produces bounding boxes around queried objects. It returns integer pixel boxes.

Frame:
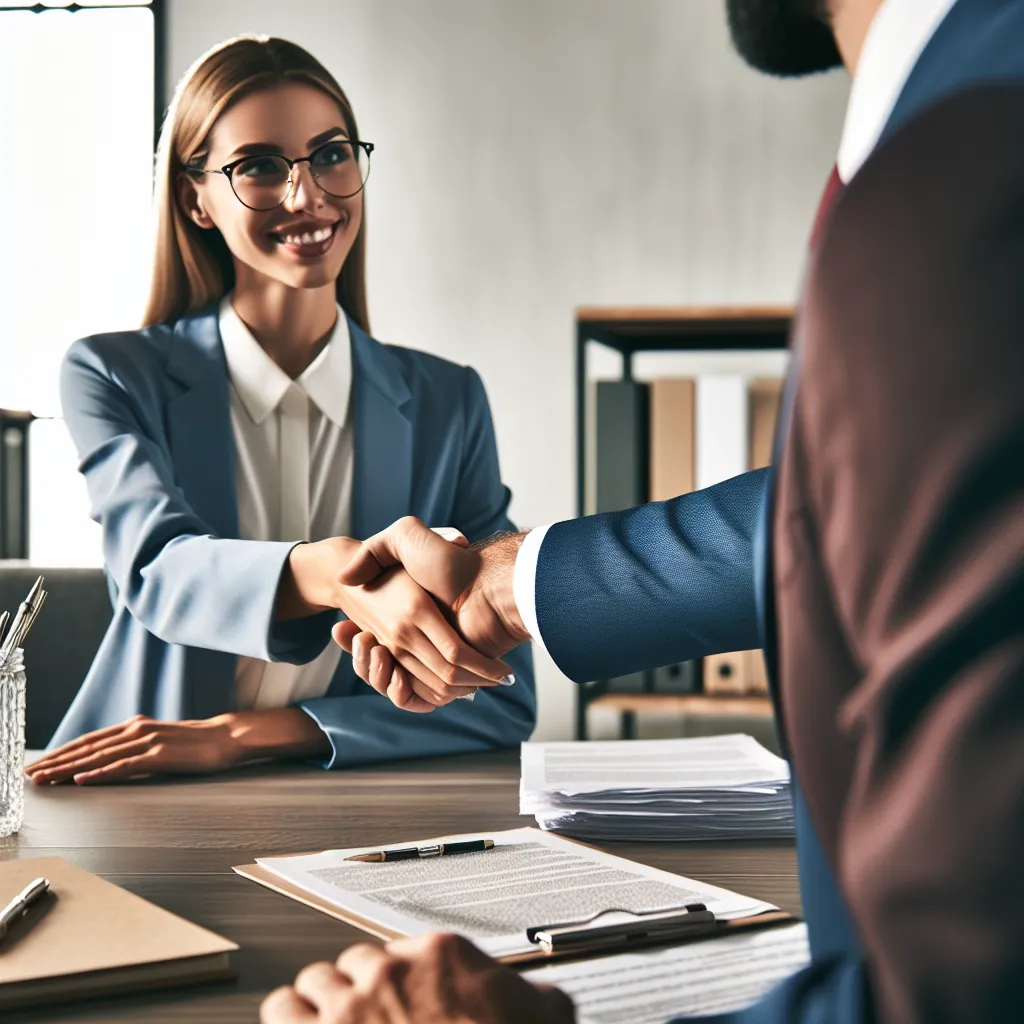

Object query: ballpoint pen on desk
[0,877,51,942]
[345,839,496,863]
[0,575,47,668]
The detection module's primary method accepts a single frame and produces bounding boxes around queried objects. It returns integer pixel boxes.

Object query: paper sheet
[256,828,776,958]
[522,922,809,1022]
[521,734,790,799]
[521,735,794,841]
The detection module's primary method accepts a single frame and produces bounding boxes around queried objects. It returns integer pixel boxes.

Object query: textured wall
[166,0,849,739]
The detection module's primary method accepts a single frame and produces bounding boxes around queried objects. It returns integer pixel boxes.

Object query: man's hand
[260,933,575,1024]
[284,534,514,709]
[331,519,531,708]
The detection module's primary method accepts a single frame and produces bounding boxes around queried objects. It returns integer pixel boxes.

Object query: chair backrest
[0,564,111,748]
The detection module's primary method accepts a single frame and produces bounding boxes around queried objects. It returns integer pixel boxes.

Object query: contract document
[522,922,809,1022]
[254,828,777,959]
[521,734,794,841]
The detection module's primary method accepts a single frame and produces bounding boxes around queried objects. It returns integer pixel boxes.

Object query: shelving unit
[574,306,792,740]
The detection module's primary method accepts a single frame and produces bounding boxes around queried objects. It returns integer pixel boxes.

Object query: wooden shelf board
[587,694,774,717]
[576,305,793,323]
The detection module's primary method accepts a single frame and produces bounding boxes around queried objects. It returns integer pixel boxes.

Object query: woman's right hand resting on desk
[25,709,333,785]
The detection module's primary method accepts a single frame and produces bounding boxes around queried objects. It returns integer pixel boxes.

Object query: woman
[26,35,533,785]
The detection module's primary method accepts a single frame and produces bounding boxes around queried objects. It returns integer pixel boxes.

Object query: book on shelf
[648,375,783,698]
[585,373,783,701]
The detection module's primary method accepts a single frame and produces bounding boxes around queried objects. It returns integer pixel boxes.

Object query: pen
[0,610,8,647]
[345,839,495,862]
[0,576,45,666]
[0,877,51,942]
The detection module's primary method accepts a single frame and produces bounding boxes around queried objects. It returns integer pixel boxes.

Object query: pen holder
[0,649,26,837]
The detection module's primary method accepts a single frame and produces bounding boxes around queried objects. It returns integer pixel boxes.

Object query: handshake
[323,518,533,713]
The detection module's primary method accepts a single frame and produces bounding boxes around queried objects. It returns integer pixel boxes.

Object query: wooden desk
[0,751,800,1023]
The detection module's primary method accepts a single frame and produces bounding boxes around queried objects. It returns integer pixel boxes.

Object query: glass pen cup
[0,649,26,837]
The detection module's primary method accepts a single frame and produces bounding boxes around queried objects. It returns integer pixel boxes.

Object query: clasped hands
[329,518,530,712]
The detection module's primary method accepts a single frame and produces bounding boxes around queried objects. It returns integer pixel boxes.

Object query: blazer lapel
[349,319,413,540]
[165,308,239,539]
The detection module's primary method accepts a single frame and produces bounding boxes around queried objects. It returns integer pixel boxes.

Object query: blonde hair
[144,35,369,331]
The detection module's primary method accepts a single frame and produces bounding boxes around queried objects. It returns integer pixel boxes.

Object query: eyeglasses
[191,139,374,211]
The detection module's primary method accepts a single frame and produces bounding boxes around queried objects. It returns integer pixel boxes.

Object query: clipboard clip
[526,903,716,954]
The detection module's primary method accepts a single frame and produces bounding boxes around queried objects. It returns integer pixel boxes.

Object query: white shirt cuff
[513,524,552,654]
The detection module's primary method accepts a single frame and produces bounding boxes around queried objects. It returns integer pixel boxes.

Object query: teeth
[280,225,333,246]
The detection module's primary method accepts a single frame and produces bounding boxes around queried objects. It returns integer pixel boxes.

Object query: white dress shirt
[219,296,354,710]
[511,0,958,650]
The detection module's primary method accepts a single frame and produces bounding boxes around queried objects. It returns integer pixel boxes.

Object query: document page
[522,922,809,1022]
[522,734,790,798]
[256,828,776,958]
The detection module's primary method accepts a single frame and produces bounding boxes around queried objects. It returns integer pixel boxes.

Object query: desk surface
[0,751,800,1023]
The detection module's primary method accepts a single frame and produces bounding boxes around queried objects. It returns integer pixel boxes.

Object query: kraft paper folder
[0,857,237,1010]
[233,829,792,966]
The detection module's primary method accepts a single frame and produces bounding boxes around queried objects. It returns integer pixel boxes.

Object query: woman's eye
[235,156,287,179]
[311,142,351,167]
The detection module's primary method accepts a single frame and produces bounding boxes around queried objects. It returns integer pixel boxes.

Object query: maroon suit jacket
[776,82,1024,1022]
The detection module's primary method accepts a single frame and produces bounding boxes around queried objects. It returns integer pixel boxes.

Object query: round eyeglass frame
[190,139,374,211]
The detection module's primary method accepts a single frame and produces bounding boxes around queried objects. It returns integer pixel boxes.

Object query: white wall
[166,0,849,740]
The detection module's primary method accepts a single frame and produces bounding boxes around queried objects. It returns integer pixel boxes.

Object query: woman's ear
[176,171,215,230]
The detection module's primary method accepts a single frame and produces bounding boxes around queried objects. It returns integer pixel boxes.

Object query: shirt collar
[218,295,352,428]
[836,0,957,183]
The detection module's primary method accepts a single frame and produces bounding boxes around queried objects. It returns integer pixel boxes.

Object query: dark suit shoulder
[818,81,1024,343]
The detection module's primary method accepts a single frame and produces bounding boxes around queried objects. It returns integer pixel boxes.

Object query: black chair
[0,565,111,749]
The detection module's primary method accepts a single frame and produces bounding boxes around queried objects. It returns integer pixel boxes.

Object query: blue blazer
[532,1,1024,1020]
[52,307,535,766]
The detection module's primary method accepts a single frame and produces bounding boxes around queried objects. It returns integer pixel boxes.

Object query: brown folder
[0,857,237,1010]
[702,650,750,695]
[747,649,770,695]
[748,377,783,471]
[649,378,696,501]
[747,378,783,693]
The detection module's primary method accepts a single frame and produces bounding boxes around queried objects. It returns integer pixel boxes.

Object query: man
[262,0,1024,1020]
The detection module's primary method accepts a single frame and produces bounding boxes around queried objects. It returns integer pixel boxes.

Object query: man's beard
[725,0,843,76]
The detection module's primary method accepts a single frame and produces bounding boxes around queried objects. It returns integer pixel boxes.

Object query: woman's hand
[286,536,513,707]
[332,621,429,712]
[24,708,331,785]
[25,715,240,784]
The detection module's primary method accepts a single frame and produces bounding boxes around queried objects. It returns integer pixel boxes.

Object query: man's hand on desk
[331,518,530,712]
[23,708,332,784]
[260,932,575,1024]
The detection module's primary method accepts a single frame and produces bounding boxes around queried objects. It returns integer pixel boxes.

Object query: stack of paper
[520,734,794,842]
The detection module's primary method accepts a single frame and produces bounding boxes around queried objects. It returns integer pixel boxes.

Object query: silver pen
[0,576,45,666]
[0,877,51,941]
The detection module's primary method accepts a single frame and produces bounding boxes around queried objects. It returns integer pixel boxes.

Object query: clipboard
[233,829,795,966]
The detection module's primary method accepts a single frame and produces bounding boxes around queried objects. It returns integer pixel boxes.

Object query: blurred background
[0,0,847,742]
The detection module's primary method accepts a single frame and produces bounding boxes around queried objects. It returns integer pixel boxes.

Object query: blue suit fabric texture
[534,1,1024,1020]
[52,306,535,767]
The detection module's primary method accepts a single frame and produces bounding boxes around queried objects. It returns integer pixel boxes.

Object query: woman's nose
[282,161,321,211]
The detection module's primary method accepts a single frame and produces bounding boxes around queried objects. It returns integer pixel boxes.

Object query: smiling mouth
[269,221,341,256]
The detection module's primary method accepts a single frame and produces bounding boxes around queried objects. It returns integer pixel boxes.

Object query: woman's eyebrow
[306,126,349,148]
[224,127,348,161]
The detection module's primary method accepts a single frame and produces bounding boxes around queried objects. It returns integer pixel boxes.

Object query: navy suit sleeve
[534,469,767,682]
[299,366,536,767]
